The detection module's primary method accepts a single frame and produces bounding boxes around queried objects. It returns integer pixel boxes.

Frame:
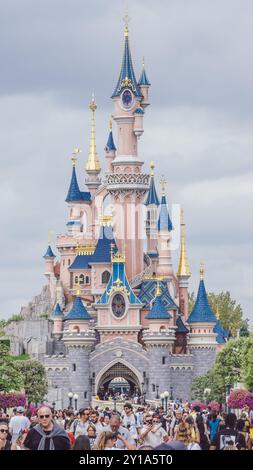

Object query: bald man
[23,406,71,450]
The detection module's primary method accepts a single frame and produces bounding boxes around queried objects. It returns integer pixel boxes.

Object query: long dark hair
[72,435,91,450]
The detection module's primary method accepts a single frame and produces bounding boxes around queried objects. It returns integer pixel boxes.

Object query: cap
[17,406,24,413]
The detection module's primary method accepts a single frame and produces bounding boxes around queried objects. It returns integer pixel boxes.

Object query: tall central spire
[177,209,191,277]
[85,95,101,173]
[111,17,142,98]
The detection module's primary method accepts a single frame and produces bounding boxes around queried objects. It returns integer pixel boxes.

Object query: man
[122,403,139,441]
[23,406,70,450]
[210,413,240,450]
[99,414,135,450]
[70,408,90,438]
[89,411,104,433]
[9,406,30,443]
[140,415,168,448]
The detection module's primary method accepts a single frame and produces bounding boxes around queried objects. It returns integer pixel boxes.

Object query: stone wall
[190,347,217,377]
[5,319,51,359]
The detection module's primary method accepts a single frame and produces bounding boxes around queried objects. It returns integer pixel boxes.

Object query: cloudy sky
[0,0,252,324]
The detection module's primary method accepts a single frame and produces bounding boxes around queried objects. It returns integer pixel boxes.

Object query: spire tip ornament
[200,260,204,280]
[150,161,155,177]
[85,94,101,173]
[177,208,191,277]
[160,176,166,196]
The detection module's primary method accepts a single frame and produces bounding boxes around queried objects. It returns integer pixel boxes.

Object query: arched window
[160,326,166,332]
[102,271,110,284]
[79,274,84,285]
[73,326,80,333]
[85,276,90,284]
[70,208,73,218]
[68,259,71,266]
[74,276,79,284]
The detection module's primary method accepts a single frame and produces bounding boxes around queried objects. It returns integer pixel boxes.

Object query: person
[98,414,135,450]
[0,422,12,451]
[86,424,97,449]
[140,415,168,448]
[122,403,138,442]
[95,431,118,450]
[72,435,91,450]
[235,419,247,450]
[9,406,30,443]
[23,406,71,450]
[207,412,221,443]
[89,411,104,434]
[210,413,240,450]
[70,408,90,438]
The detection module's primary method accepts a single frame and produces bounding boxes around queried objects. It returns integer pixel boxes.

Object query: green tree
[0,343,24,392]
[15,360,48,404]
[208,292,243,335]
[242,334,253,390]
[239,319,250,337]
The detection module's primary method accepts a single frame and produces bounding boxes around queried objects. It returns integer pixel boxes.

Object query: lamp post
[52,402,56,413]
[73,394,79,411]
[170,386,173,401]
[160,392,165,409]
[68,392,73,409]
[156,385,159,399]
[163,391,169,414]
[225,384,231,413]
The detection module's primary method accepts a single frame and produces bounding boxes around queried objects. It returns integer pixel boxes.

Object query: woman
[95,431,118,450]
[185,416,201,450]
[207,413,221,443]
[72,435,91,450]
[175,416,191,446]
[0,422,12,451]
[86,424,97,449]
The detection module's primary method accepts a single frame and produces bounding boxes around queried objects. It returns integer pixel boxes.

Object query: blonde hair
[95,431,117,450]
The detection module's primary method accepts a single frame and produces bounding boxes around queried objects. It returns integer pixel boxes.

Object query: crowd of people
[1,401,253,451]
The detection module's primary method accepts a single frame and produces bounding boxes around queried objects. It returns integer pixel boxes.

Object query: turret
[85,95,101,195]
[177,209,191,319]
[63,290,96,408]
[43,242,55,277]
[187,263,217,375]
[52,288,64,340]
[145,161,160,258]
[66,149,90,235]
[105,118,117,173]
[157,178,173,277]
[138,57,151,108]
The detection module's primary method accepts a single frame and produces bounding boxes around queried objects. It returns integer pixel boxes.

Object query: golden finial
[160,176,166,196]
[111,250,126,264]
[200,260,204,280]
[85,94,101,173]
[71,147,81,167]
[123,1,130,38]
[155,281,162,297]
[216,303,220,320]
[177,209,191,277]
[109,116,113,131]
[150,161,155,177]
[142,56,145,69]
[48,229,53,245]
[100,214,113,226]
[56,287,61,303]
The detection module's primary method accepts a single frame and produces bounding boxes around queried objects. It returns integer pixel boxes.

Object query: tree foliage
[16,360,48,404]
[0,343,24,392]
[191,335,253,403]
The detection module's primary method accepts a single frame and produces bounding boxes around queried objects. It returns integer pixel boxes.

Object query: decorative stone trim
[45,366,69,372]
[90,346,148,362]
[170,365,193,370]
[106,174,149,186]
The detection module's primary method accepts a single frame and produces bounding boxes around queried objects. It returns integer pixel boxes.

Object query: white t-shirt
[9,415,30,441]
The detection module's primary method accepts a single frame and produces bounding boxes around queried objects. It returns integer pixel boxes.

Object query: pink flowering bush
[207,401,223,412]
[227,389,248,409]
[190,401,206,411]
[0,392,26,409]
[244,392,253,408]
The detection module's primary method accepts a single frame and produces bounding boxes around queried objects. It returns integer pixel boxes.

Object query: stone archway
[95,360,142,397]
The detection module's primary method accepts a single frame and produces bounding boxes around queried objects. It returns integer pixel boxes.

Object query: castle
[7,19,228,409]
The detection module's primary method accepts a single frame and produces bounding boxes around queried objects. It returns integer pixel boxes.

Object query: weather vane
[160,175,167,195]
[71,147,82,166]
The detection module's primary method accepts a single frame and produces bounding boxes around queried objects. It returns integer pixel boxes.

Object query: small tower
[105,118,117,173]
[85,95,101,195]
[43,235,56,278]
[66,149,87,236]
[52,288,64,340]
[63,289,96,408]
[187,263,217,376]
[138,57,151,108]
[157,178,173,277]
[145,161,160,259]
[142,282,176,399]
[177,209,191,319]
[213,305,229,350]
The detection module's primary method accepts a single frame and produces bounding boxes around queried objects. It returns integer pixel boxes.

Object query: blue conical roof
[43,245,55,258]
[65,296,92,321]
[213,319,229,344]
[145,176,160,206]
[138,67,151,86]
[188,280,217,324]
[176,316,189,333]
[105,130,117,152]
[158,195,173,231]
[112,33,142,98]
[53,303,63,317]
[65,166,83,202]
[145,295,172,320]
[138,280,178,311]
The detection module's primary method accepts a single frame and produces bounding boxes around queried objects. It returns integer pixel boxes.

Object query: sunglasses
[38,414,50,419]
[0,429,8,433]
